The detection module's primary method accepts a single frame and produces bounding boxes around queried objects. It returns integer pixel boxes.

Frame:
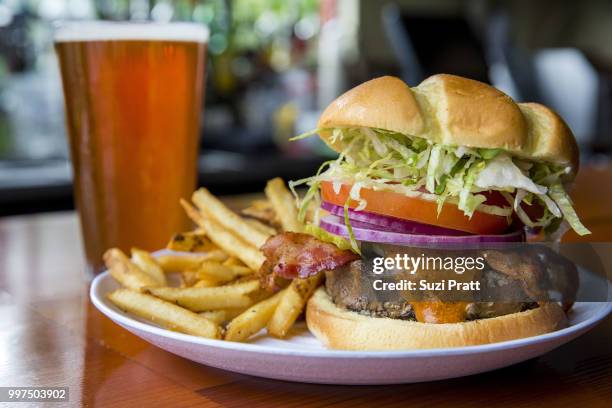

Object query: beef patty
[325,260,537,321]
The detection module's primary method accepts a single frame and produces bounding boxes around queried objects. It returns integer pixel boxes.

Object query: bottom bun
[306,287,568,350]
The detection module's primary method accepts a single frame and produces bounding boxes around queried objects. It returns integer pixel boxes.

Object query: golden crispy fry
[131,248,167,285]
[241,199,281,228]
[181,200,265,271]
[181,270,201,287]
[179,276,190,288]
[225,290,285,342]
[193,278,220,288]
[147,280,260,311]
[222,307,249,321]
[199,307,247,324]
[199,310,227,325]
[104,248,160,291]
[265,177,302,232]
[166,231,217,253]
[192,188,271,248]
[195,261,253,281]
[267,273,324,338]
[244,217,278,236]
[251,199,274,211]
[108,289,220,338]
[156,251,228,273]
[223,256,245,267]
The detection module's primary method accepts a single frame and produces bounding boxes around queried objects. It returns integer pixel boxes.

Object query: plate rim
[90,271,612,359]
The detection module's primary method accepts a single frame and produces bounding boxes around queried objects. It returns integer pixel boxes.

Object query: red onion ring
[321,201,468,236]
[319,215,525,246]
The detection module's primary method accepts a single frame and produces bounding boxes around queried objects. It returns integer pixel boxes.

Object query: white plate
[91,271,611,385]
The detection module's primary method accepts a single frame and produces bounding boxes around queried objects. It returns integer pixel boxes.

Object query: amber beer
[55,23,207,273]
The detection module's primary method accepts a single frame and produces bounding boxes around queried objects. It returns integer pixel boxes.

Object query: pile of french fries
[106,178,323,342]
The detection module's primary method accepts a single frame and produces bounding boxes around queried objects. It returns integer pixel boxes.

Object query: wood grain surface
[0,165,610,407]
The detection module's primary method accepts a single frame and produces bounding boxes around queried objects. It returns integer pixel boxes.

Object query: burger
[259,74,588,350]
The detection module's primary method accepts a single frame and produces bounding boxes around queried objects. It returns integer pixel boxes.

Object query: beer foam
[54,21,209,43]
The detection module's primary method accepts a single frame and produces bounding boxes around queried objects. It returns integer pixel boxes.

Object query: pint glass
[55,22,207,274]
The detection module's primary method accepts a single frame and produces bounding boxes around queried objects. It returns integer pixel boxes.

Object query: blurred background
[0,0,611,215]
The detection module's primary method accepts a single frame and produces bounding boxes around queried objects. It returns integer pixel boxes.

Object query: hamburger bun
[318,74,579,179]
[306,287,568,350]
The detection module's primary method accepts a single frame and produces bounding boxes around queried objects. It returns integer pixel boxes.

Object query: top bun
[318,74,579,178]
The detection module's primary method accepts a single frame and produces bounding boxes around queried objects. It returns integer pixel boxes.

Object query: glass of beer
[55,22,208,274]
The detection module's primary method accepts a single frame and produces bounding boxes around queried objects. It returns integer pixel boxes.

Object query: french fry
[181,270,201,287]
[222,307,249,321]
[244,218,278,236]
[181,200,265,271]
[104,248,160,291]
[131,248,167,285]
[108,289,220,338]
[156,251,228,273]
[267,273,324,338]
[225,290,285,342]
[241,199,281,228]
[193,278,220,288]
[250,199,274,211]
[223,256,245,267]
[265,177,302,232]
[166,231,216,252]
[199,310,227,325]
[192,188,272,248]
[147,280,260,311]
[195,261,253,281]
[199,307,247,324]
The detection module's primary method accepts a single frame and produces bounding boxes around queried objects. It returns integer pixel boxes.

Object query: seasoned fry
[181,200,265,271]
[251,199,274,211]
[199,308,247,324]
[193,278,220,288]
[196,261,253,281]
[241,199,280,228]
[192,188,272,248]
[131,248,167,285]
[104,248,160,291]
[267,273,324,338]
[147,280,260,311]
[108,289,220,338]
[199,310,227,325]
[222,307,249,321]
[225,290,285,342]
[265,177,303,232]
[223,256,245,267]
[166,231,216,252]
[156,251,228,273]
[244,217,278,236]
[181,270,202,287]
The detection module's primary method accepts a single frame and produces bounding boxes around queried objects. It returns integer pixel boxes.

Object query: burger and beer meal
[105,74,590,350]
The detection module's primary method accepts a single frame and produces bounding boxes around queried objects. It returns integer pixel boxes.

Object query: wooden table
[1,165,611,407]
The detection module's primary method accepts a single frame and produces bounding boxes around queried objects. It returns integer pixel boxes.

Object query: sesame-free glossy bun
[318,74,579,178]
[306,288,568,350]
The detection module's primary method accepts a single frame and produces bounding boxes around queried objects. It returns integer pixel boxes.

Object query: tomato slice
[321,181,510,235]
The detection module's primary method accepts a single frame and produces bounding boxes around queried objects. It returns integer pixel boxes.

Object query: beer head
[54,21,209,44]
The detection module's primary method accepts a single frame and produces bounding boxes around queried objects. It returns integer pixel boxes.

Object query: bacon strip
[259,232,359,286]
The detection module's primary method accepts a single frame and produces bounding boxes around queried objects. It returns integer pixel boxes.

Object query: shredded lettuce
[290,127,589,237]
[475,154,547,195]
[289,128,322,141]
[549,184,591,236]
[458,161,486,217]
[478,148,502,160]
[343,200,361,254]
[426,145,443,193]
